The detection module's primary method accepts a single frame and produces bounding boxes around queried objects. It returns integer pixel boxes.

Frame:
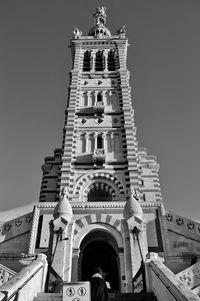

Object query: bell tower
[39,7,163,292]
[40,7,162,205]
[58,7,161,205]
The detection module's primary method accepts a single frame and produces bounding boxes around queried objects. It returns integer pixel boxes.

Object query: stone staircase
[34,292,157,301]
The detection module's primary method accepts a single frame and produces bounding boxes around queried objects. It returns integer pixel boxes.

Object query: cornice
[34,201,162,210]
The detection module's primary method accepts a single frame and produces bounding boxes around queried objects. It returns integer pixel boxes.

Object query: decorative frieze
[165,211,200,235]
[0,213,33,239]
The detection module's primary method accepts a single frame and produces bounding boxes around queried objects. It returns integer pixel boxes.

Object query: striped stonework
[73,172,125,199]
[74,214,122,236]
[35,8,167,291]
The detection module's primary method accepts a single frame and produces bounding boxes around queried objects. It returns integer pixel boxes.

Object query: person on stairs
[90,267,109,301]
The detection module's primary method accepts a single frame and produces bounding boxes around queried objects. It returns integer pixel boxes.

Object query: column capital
[91,49,97,57]
[103,49,109,56]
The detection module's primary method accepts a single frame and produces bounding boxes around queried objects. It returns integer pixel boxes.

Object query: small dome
[123,189,143,222]
[88,25,111,38]
[53,187,73,221]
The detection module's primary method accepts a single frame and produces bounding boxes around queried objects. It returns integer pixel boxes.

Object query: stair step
[110,292,156,301]
[33,293,62,301]
[34,292,156,301]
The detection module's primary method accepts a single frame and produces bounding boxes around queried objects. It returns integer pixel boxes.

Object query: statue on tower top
[93,6,107,25]
[88,6,111,38]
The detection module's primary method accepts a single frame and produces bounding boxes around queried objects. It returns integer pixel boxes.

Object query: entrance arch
[80,230,120,290]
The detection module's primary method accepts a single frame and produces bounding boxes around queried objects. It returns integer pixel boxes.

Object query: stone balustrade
[0,264,16,287]
[0,254,47,301]
[146,253,200,301]
[177,261,200,290]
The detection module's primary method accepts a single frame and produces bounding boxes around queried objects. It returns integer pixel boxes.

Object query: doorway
[80,230,120,291]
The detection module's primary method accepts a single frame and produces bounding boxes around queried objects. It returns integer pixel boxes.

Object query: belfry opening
[80,230,120,291]
[87,182,114,202]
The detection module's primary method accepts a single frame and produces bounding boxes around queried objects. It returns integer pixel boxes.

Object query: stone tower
[38,7,163,292]
[40,7,162,207]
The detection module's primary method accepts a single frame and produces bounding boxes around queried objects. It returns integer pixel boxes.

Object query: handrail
[0,254,47,301]
[1,265,43,301]
[149,263,182,301]
[147,256,200,301]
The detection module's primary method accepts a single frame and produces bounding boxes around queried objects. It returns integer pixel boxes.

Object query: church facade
[0,7,200,301]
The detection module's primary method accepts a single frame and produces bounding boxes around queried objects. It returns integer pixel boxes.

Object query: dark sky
[0,0,200,221]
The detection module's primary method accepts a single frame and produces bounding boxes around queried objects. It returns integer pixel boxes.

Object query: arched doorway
[80,230,120,291]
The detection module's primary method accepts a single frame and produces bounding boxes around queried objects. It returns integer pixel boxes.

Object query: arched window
[87,182,113,202]
[91,92,95,106]
[97,134,103,149]
[83,51,91,71]
[97,93,102,103]
[78,134,86,153]
[108,50,115,71]
[95,51,104,71]
[82,92,87,106]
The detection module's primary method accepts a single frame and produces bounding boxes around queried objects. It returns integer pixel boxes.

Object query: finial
[117,25,126,38]
[72,26,82,39]
[117,25,126,34]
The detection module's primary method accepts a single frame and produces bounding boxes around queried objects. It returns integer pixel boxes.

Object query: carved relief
[72,26,82,39]
[15,219,23,227]
[0,264,16,286]
[165,213,173,222]
[178,261,200,289]
[176,217,184,225]
[187,221,195,230]
[25,214,33,223]
[3,223,12,232]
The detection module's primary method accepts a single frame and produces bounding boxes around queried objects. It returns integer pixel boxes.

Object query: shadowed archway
[80,230,120,291]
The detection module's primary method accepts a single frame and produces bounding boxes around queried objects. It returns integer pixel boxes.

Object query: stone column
[91,50,96,72]
[103,133,108,155]
[86,133,94,153]
[108,91,112,106]
[87,91,92,106]
[94,91,98,106]
[103,50,108,71]
[71,248,80,282]
[102,91,105,106]
[104,133,112,154]
[110,132,114,154]
[91,92,95,106]
[94,133,98,149]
